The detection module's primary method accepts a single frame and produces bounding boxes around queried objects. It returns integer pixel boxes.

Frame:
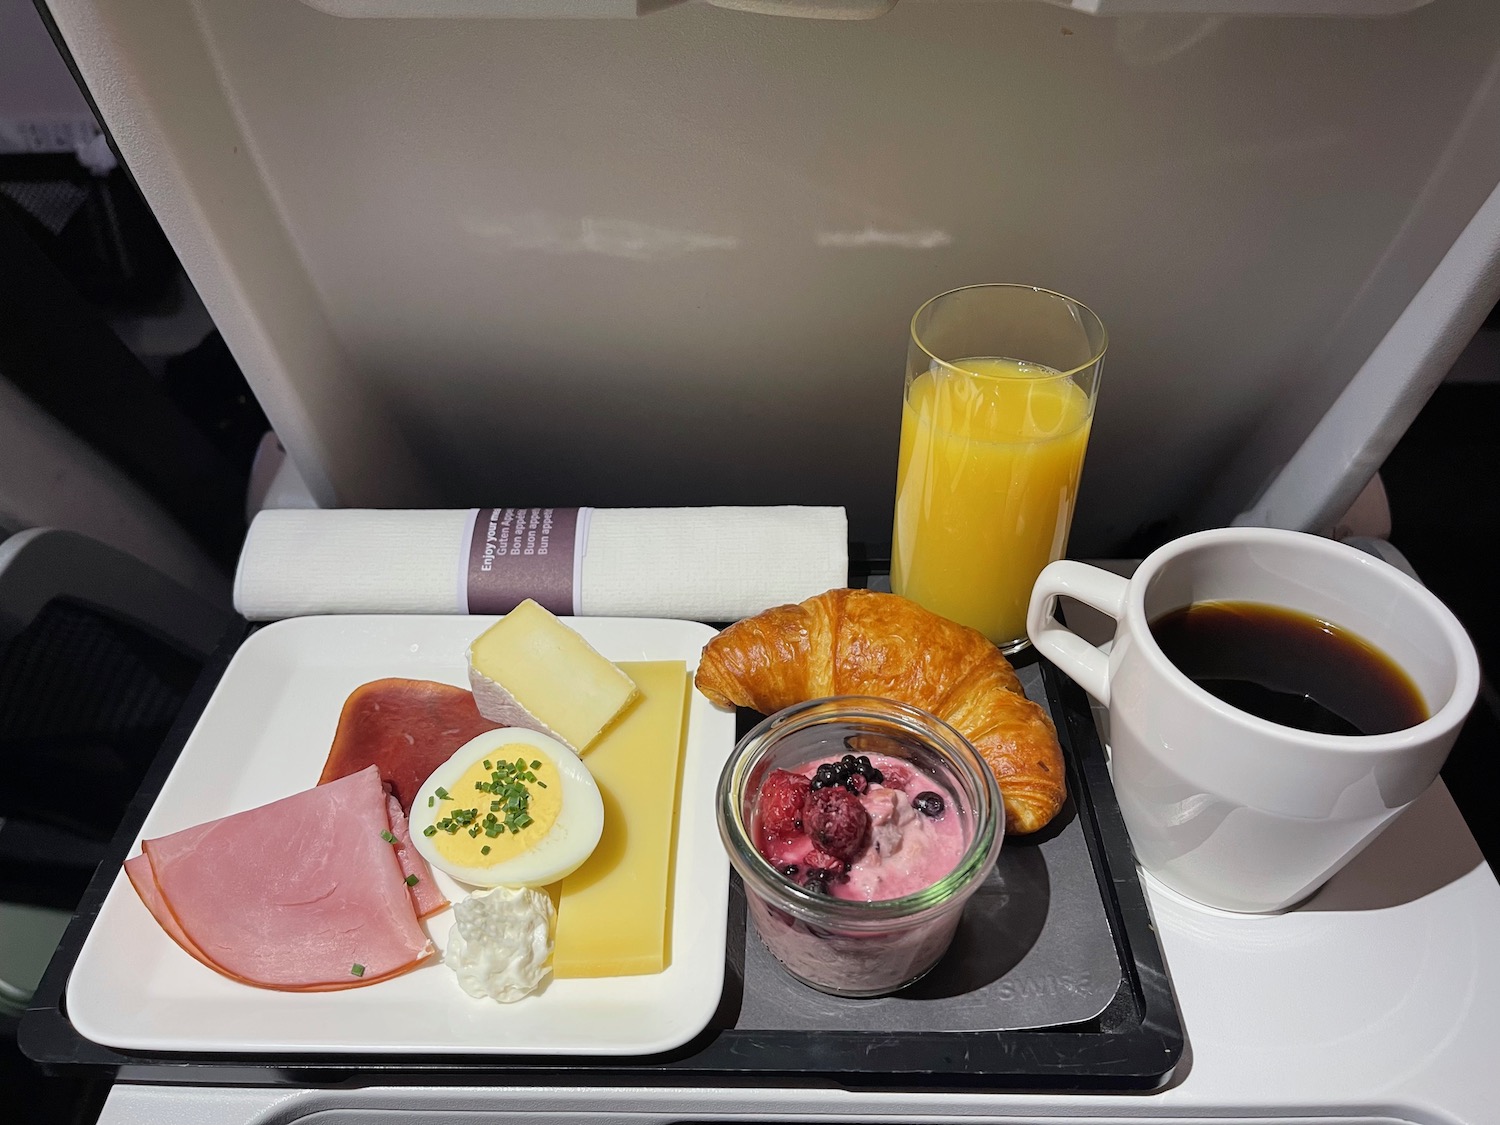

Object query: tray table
[22,614,1182,1090]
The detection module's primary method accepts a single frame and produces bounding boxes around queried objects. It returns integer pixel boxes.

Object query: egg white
[409,728,604,888]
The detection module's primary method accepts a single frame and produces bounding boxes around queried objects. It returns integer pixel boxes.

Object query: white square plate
[66,615,734,1056]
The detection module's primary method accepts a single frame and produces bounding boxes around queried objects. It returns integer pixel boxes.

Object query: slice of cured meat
[132,765,432,990]
[317,678,503,814]
[124,854,219,973]
[385,794,448,919]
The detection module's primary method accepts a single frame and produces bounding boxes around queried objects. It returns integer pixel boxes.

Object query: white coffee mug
[1026,527,1479,913]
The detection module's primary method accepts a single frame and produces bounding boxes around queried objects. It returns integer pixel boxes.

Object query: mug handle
[1026,561,1130,708]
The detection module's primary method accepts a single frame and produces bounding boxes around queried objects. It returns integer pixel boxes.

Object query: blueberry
[843,774,868,795]
[864,764,884,784]
[841,754,859,770]
[913,791,945,818]
[781,864,800,878]
[809,777,830,792]
[804,871,832,894]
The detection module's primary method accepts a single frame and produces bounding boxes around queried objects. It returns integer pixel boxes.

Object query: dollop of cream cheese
[445,885,555,1002]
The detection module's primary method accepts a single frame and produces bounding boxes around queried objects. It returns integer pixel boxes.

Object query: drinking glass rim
[910,283,1109,382]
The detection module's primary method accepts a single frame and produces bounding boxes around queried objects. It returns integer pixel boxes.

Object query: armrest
[0,528,232,657]
[1340,534,1422,582]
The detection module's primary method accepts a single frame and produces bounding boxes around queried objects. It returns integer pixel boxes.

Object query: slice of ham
[125,854,219,973]
[318,678,502,814]
[130,766,432,990]
[385,794,448,919]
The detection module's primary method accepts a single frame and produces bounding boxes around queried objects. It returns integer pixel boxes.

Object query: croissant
[694,588,1066,834]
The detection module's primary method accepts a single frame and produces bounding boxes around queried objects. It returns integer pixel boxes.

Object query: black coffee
[1149,601,1428,736]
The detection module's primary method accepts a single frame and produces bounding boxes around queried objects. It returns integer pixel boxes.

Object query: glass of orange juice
[891,285,1107,652]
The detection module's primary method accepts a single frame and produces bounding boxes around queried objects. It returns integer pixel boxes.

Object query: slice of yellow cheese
[552,660,689,978]
[467,599,639,753]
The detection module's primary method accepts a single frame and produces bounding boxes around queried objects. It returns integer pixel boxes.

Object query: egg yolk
[431,746,563,870]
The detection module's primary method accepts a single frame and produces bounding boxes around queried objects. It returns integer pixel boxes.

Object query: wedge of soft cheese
[553,660,689,978]
[467,599,639,754]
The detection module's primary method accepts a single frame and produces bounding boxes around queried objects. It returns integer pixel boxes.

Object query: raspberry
[758,769,811,838]
[876,762,912,790]
[801,846,846,874]
[802,786,871,862]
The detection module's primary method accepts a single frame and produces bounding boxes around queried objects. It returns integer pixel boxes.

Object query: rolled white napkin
[234,506,848,622]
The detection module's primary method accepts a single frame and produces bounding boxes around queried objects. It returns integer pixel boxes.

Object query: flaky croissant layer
[694,588,1067,835]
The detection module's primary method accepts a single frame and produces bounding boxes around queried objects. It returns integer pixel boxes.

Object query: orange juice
[891,357,1093,648]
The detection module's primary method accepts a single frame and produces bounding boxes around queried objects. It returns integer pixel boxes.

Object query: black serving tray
[21,615,1183,1091]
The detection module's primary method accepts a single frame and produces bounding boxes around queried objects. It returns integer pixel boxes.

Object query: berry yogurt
[718,698,1003,999]
[755,753,967,904]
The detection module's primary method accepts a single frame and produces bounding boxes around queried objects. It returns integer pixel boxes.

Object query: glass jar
[716,696,1003,998]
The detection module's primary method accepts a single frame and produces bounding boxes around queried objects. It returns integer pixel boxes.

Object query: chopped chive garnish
[404,874,419,887]
[481,845,491,855]
[380,829,397,844]
[422,825,437,837]
[428,796,434,807]
[430,751,544,836]
[350,963,365,977]
[435,787,450,801]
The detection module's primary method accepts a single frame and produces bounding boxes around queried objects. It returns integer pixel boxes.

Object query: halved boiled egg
[409,728,603,887]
